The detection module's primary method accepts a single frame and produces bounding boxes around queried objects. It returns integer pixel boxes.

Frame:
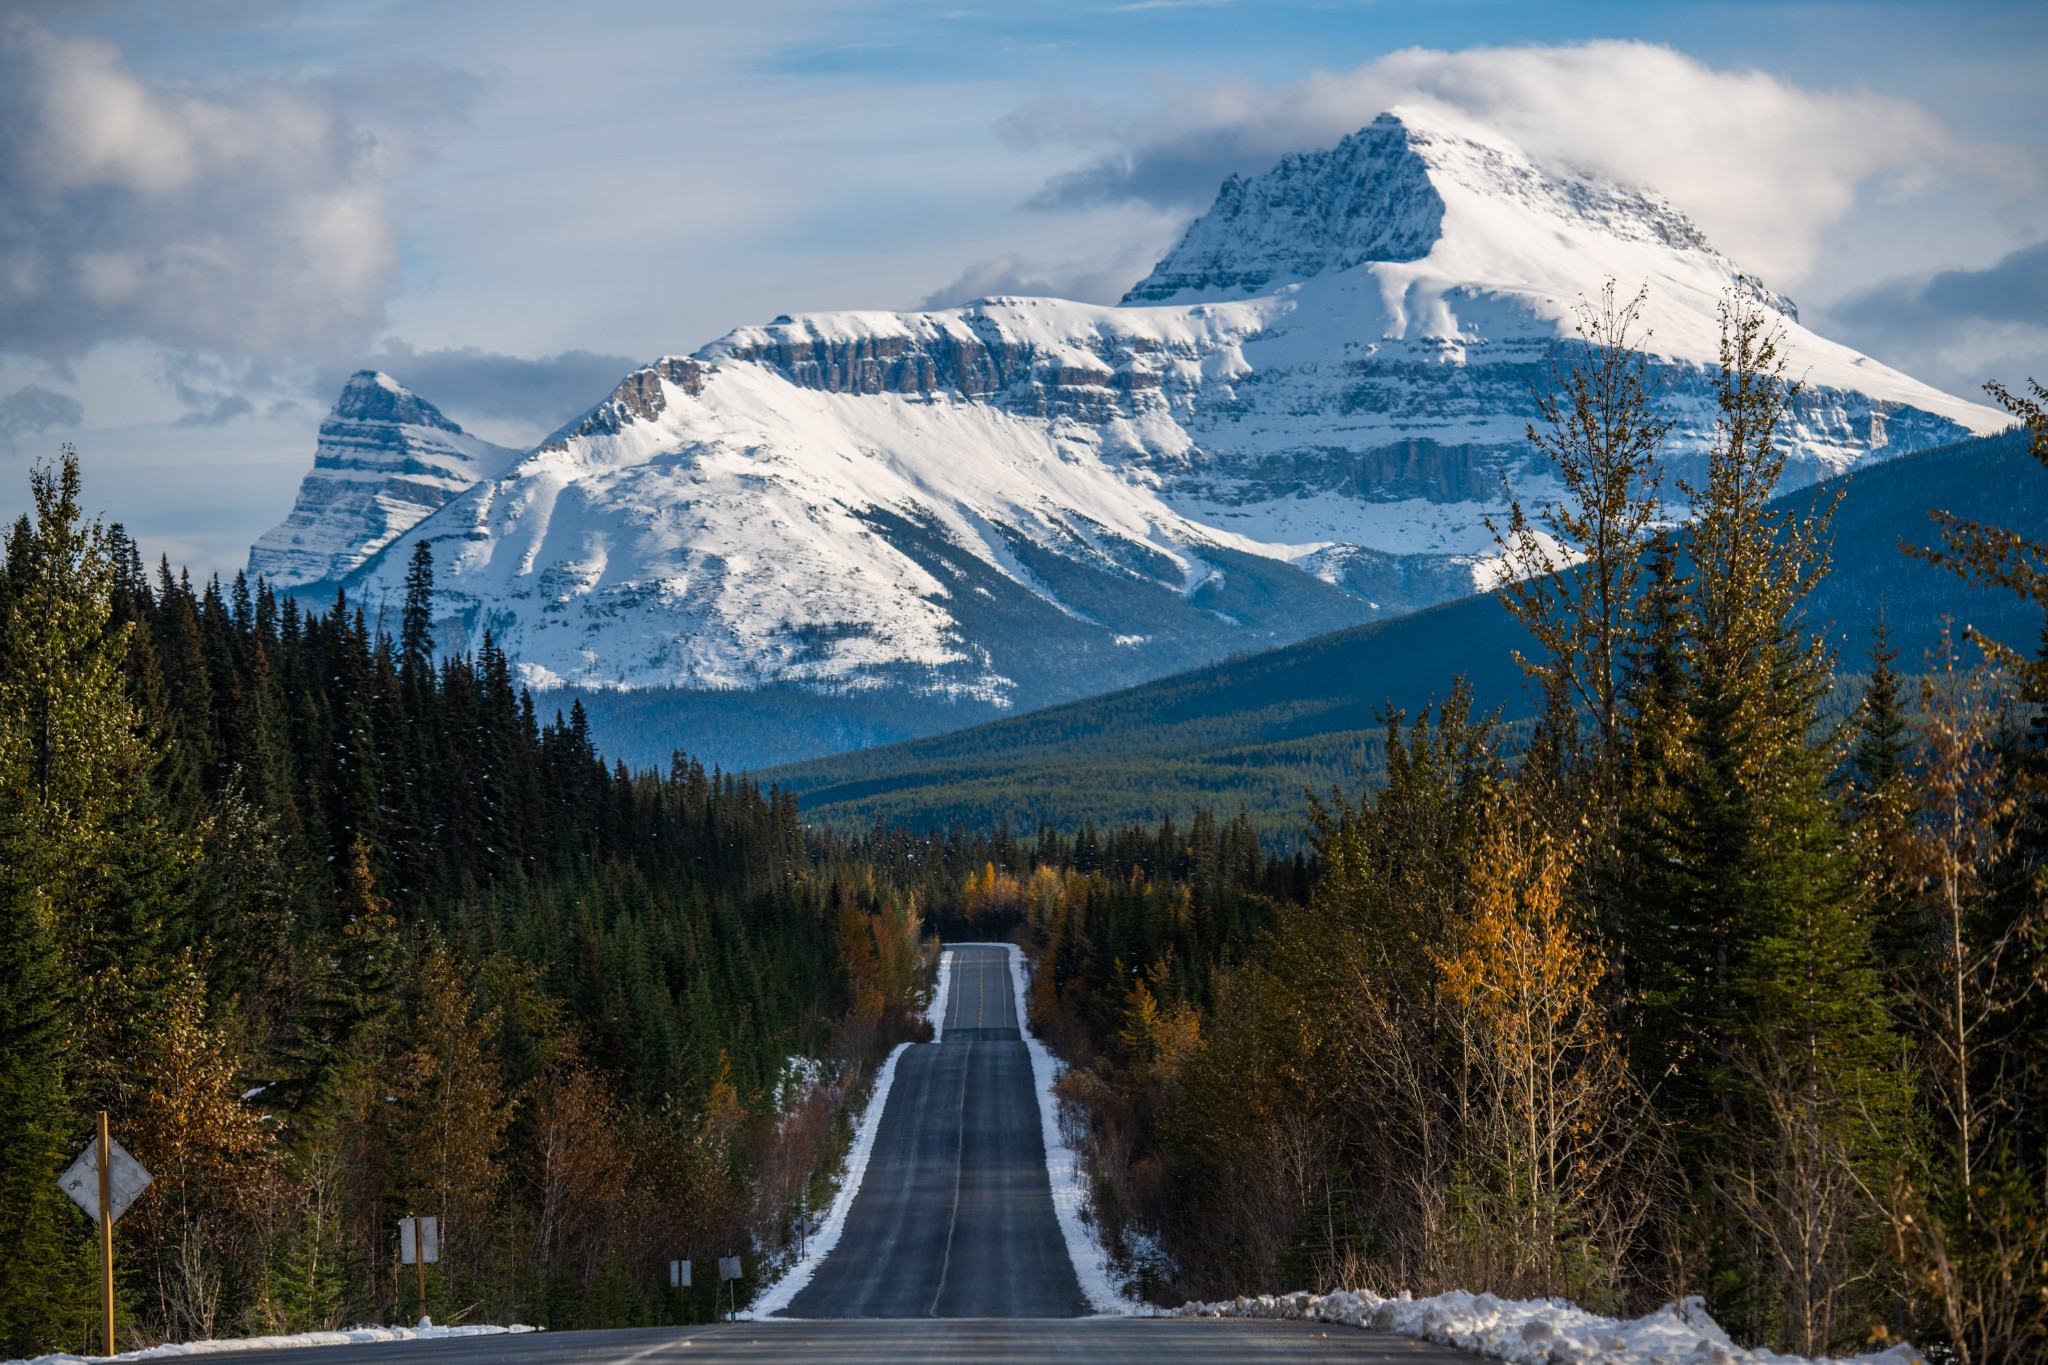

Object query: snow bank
[746,949,956,1319]
[1000,942,1145,1316]
[927,948,952,1042]
[1168,1288,1926,1365]
[11,1323,539,1365]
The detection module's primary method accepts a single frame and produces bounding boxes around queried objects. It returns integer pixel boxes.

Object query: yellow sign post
[97,1113,114,1354]
[57,1112,152,1355]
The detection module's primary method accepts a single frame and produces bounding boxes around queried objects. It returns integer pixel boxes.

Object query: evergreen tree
[1608,527,1691,1019]
[1846,617,1923,984]
[0,452,195,1350]
[1634,296,1904,1347]
[0,767,80,1355]
[400,542,435,679]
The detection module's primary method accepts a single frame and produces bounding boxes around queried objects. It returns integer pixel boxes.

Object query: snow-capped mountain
[250,372,521,588]
[258,108,2006,714]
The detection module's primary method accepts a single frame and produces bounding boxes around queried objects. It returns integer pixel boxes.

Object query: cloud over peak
[1013,40,1990,286]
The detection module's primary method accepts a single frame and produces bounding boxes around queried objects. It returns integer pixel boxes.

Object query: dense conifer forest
[0,463,944,1352]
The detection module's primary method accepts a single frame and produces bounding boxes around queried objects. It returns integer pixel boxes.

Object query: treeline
[0,464,928,1356]
[1025,290,2048,1363]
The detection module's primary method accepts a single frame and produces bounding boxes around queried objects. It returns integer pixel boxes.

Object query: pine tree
[1846,618,1923,986]
[400,542,435,680]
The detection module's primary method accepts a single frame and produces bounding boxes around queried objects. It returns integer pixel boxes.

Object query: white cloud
[917,252,1139,309]
[1824,237,2048,396]
[1015,40,2010,286]
[0,18,437,368]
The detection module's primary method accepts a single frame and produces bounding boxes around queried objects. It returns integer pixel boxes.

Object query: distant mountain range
[252,106,2004,758]
[758,430,2048,838]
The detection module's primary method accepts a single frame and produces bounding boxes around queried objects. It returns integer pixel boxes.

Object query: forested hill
[764,427,2043,836]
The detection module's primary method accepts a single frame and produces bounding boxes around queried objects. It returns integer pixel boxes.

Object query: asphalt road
[781,943,1090,1318]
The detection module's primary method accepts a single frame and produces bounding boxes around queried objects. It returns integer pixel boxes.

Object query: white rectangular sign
[58,1138,151,1224]
[669,1259,691,1288]
[717,1256,742,1282]
[398,1216,440,1264]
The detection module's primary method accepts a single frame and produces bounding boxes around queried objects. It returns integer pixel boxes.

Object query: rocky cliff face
[250,372,519,588]
[1122,115,1449,303]
[262,109,2006,715]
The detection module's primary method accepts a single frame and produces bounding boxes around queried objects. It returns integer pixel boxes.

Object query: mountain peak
[252,111,2003,716]
[1122,113,1445,304]
[249,373,517,588]
[331,369,464,432]
[1123,106,1736,309]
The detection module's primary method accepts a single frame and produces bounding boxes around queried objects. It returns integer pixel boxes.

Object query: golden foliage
[1434,806,1639,1295]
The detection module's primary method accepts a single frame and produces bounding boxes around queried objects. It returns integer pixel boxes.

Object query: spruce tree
[0,794,79,1355]
[401,541,435,680]
[1640,295,1905,1347]
[1846,618,1923,987]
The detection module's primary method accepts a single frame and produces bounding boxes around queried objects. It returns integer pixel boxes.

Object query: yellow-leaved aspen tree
[1434,797,1640,1302]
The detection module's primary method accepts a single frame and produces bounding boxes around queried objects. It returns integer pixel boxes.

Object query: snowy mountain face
[263,109,2005,714]
[250,372,520,588]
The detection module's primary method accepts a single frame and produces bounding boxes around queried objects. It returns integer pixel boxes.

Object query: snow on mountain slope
[278,108,2006,708]
[351,335,1372,699]
[249,372,521,588]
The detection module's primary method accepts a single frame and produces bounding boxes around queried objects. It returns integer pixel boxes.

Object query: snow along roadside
[1001,941,1145,1315]
[10,1324,540,1365]
[928,949,952,1042]
[1168,1289,1926,1365]
[746,948,955,1319]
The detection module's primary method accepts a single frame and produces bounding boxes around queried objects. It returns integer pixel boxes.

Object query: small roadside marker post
[399,1215,440,1324]
[718,1255,742,1321]
[56,1112,152,1356]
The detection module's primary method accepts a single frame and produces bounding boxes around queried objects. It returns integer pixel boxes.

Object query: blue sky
[2,0,2043,576]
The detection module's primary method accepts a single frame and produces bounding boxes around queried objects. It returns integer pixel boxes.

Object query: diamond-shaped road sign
[58,1137,152,1223]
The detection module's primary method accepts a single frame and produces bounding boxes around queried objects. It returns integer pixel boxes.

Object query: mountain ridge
[253,107,2005,735]
[758,429,2047,836]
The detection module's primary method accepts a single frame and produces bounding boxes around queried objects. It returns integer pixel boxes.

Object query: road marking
[927,1034,973,1316]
